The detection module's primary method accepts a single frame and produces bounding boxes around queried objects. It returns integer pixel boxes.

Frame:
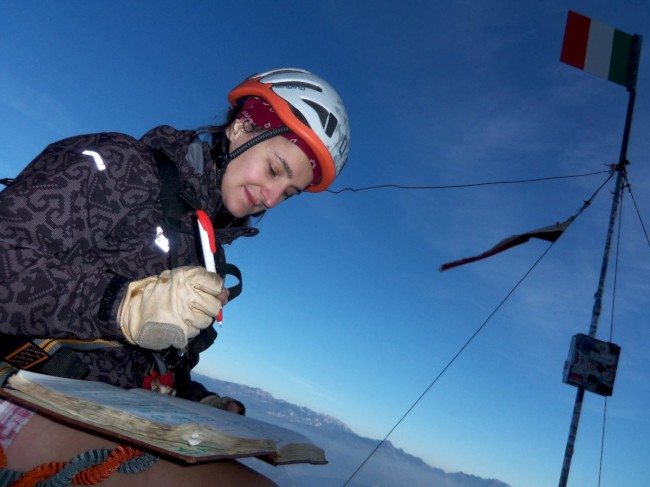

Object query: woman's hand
[118,266,224,350]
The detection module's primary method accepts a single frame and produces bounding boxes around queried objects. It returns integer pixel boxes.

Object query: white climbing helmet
[228,68,350,192]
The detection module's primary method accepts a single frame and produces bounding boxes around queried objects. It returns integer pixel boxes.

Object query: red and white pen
[196,210,223,327]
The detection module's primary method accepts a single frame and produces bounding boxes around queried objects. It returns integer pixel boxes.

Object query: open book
[1,370,326,466]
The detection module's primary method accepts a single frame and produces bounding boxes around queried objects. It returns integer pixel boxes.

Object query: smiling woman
[219,102,315,216]
[0,67,350,484]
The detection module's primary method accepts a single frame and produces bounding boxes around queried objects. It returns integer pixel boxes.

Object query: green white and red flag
[560,10,639,88]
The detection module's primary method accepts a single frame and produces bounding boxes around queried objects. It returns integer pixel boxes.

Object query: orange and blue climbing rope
[0,443,157,486]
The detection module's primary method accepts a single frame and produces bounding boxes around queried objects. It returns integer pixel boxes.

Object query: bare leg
[6,413,278,486]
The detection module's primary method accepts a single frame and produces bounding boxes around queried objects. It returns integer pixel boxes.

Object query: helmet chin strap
[223,126,291,164]
[215,126,291,189]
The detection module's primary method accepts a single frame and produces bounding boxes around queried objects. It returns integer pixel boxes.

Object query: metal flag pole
[558,33,642,487]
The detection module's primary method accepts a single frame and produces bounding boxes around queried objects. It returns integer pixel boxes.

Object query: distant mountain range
[195,374,511,487]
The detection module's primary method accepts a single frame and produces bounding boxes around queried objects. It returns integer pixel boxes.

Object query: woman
[0,68,350,484]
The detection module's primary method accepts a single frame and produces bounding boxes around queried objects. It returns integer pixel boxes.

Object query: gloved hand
[118,266,224,350]
[200,394,246,415]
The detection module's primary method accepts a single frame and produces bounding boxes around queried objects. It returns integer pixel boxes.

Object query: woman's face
[220,120,314,218]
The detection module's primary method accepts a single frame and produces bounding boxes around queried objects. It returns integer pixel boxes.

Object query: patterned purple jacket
[0,125,254,400]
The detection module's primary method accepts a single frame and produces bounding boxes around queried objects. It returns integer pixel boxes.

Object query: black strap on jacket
[152,149,242,300]
[153,148,201,269]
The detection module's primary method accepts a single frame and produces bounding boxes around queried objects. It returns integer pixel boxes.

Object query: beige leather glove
[118,266,224,350]
[200,394,246,415]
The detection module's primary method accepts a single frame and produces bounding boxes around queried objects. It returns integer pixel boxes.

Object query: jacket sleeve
[182,378,213,402]
[0,132,162,340]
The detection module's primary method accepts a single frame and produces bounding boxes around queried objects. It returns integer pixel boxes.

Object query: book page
[5,371,326,464]
[129,389,321,447]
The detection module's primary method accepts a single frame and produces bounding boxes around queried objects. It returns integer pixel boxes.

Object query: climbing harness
[0,338,123,388]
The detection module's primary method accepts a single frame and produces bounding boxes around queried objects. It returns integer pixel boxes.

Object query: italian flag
[560,10,637,87]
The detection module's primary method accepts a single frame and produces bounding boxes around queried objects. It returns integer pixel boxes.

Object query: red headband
[236,97,322,185]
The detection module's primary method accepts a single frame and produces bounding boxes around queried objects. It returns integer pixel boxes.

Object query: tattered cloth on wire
[439,217,575,272]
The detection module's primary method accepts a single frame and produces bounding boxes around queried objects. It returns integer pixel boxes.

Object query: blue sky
[1,2,649,486]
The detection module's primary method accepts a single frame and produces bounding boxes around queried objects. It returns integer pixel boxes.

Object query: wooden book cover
[1,370,327,466]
